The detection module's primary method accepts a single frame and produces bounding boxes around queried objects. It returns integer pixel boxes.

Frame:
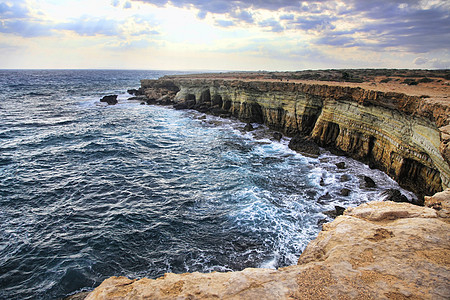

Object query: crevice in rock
[301,106,322,135]
[398,158,442,199]
[212,94,223,107]
[200,89,211,104]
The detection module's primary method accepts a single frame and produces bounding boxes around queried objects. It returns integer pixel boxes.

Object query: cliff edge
[140,73,450,197]
[84,189,450,299]
[81,72,450,299]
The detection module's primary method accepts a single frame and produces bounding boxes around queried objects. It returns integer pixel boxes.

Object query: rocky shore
[138,71,450,198]
[82,189,450,300]
[79,71,449,299]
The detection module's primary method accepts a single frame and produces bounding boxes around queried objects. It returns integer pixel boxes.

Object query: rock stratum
[80,71,450,299]
[139,73,450,198]
[85,189,450,299]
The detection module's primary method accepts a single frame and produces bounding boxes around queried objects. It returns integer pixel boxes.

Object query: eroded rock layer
[141,77,450,197]
[85,194,450,300]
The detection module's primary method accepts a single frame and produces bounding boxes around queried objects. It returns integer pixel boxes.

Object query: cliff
[140,75,450,198]
[79,73,450,299]
[84,189,450,299]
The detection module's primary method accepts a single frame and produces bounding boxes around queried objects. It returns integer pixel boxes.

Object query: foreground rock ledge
[85,193,450,300]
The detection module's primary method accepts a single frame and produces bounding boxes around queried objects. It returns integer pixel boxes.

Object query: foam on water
[0,70,415,300]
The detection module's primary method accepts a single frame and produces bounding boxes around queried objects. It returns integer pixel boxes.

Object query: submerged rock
[100,95,118,105]
[335,162,346,169]
[273,132,283,140]
[340,188,351,196]
[244,123,254,131]
[340,174,351,182]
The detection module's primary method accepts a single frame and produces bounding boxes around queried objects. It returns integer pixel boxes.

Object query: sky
[0,0,449,70]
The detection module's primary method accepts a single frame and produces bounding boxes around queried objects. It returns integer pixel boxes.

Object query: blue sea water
[0,70,415,299]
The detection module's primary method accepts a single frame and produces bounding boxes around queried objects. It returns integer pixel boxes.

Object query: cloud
[105,38,158,51]
[0,0,30,19]
[0,20,53,37]
[292,15,336,31]
[57,17,121,36]
[232,10,253,24]
[258,19,284,33]
[413,57,450,69]
[280,14,294,20]
[124,1,132,9]
[0,0,53,37]
[131,0,450,54]
[413,57,428,65]
[215,20,234,28]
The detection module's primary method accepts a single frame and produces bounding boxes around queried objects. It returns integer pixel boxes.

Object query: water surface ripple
[0,70,414,299]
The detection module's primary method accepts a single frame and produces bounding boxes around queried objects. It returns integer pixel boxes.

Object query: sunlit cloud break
[0,0,448,69]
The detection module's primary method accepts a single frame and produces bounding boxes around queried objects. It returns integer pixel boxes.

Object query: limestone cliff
[140,76,450,197]
[84,190,450,299]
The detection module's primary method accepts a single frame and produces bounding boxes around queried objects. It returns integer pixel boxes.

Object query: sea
[0,70,415,299]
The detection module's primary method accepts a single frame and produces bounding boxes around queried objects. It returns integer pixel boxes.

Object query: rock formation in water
[79,72,450,299]
[84,190,450,300]
[139,74,450,199]
[100,95,118,105]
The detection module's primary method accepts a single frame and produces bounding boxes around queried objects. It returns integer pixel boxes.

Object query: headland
[81,70,450,299]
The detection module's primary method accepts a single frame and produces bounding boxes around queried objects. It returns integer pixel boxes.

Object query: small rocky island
[83,70,450,299]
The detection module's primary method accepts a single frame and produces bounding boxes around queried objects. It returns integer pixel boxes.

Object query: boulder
[288,134,320,156]
[324,205,346,218]
[424,188,450,218]
[381,189,409,203]
[100,95,118,105]
[340,174,351,182]
[363,176,376,188]
[335,162,346,169]
[244,123,254,131]
[340,188,351,196]
[273,132,283,140]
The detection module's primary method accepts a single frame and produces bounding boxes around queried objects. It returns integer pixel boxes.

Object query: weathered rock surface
[140,76,450,197]
[85,199,450,300]
[288,134,321,156]
[424,188,450,218]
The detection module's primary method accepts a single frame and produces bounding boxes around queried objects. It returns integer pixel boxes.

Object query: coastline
[82,190,450,300]
[139,71,449,198]
[80,70,450,299]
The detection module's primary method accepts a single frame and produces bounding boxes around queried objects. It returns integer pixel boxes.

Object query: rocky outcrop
[141,77,450,197]
[84,199,450,299]
[100,95,118,105]
[424,188,450,218]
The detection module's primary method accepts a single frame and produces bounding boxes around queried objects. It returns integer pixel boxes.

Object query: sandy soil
[165,72,450,103]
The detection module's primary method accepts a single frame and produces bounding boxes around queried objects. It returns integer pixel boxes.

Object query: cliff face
[85,192,450,300]
[141,78,450,197]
